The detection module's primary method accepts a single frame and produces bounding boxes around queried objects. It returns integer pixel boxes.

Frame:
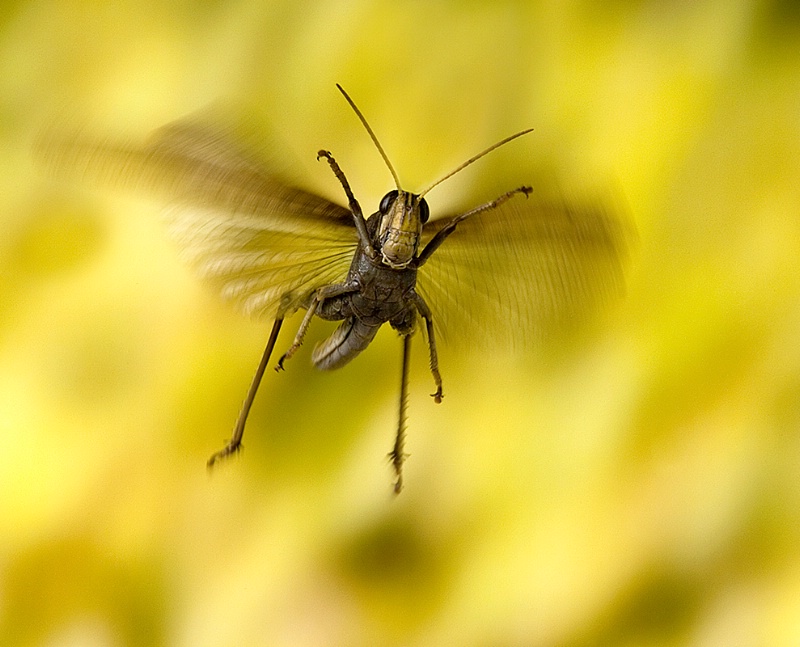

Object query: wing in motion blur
[37,121,361,319]
[417,193,630,348]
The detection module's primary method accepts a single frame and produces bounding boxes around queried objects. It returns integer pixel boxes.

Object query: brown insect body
[312,204,422,369]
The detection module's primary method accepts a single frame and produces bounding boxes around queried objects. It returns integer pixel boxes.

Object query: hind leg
[208,318,284,467]
[388,333,413,494]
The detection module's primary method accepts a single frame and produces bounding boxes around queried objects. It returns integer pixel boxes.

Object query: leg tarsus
[207,440,242,467]
[388,444,407,495]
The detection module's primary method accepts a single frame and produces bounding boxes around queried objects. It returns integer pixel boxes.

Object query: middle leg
[410,291,443,403]
[276,281,358,370]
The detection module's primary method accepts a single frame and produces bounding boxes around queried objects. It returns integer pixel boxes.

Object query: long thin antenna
[418,128,534,198]
[336,84,402,189]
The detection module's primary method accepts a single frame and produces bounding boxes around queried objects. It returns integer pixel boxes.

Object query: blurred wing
[416,195,631,348]
[38,122,360,319]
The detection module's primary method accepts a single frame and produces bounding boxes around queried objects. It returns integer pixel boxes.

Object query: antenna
[336,84,402,189]
[418,128,534,198]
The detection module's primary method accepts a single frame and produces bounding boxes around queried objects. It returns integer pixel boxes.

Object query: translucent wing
[416,194,631,348]
[38,122,360,319]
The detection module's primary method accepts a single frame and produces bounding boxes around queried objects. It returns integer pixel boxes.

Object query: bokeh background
[2,0,800,645]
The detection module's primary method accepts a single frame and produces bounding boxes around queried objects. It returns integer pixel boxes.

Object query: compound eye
[418,198,430,223]
[379,190,399,214]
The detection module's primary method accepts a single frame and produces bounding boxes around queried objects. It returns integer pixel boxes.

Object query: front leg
[416,186,532,266]
[317,150,376,261]
[409,291,443,403]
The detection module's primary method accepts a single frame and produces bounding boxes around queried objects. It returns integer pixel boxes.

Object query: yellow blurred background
[2,0,799,645]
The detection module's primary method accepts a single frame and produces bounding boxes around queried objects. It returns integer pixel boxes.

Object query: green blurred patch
[329,512,454,633]
[564,565,703,647]
[0,192,107,336]
[0,531,167,646]
[7,193,107,278]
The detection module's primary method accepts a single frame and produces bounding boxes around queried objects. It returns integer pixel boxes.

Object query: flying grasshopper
[38,85,628,492]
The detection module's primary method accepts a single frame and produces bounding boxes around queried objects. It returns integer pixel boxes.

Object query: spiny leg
[416,186,532,266]
[410,292,444,403]
[207,318,283,467]
[276,301,318,371]
[317,150,376,260]
[423,317,443,403]
[276,282,358,371]
[389,333,412,494]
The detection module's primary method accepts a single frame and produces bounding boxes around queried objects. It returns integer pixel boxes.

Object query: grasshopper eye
[419,197,430,223]
[380,190,399,213]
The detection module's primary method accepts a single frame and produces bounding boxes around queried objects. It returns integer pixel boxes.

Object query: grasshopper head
[376,189,430,269]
